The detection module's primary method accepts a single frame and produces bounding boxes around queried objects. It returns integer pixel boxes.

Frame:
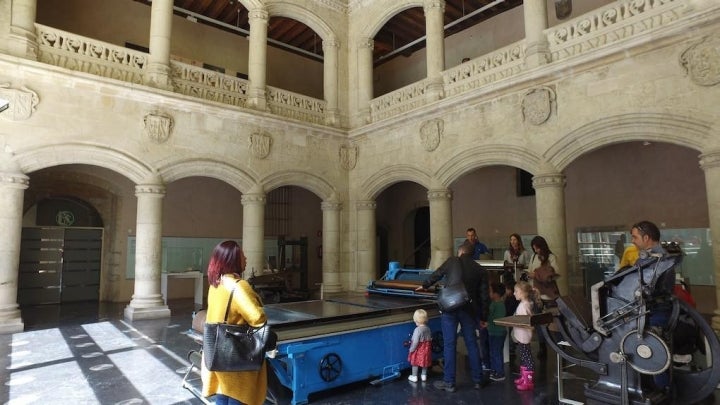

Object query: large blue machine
[265,295,441,404]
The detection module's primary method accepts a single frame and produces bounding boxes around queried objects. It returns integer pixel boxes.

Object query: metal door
[18,227,103,305]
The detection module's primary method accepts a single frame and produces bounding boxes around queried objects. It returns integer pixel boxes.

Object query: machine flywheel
[620,330,670,375]
[319,353,342,382]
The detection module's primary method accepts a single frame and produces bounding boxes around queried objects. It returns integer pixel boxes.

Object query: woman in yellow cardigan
[202,240,267,405]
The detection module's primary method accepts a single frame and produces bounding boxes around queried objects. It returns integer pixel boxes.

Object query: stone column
[424,0,445,102]
[428,188,453,269]
[321,201,342,294]
[699,151,720,331]
[356,201,376,291]
[323,38,340,126]
[247,8,269,111]
[124,180,170,320]
[0,170,28,333]
[6,0,38,59]
[523,0,550,67]
[533,172,568,295]
[242,192,266,278]
[144,0,173,90]
[357,37,374,124]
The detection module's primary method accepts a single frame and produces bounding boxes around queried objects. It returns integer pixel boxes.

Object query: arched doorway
[20,196,104,305]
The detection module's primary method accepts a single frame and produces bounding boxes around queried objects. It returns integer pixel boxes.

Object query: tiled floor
[1,300,717,405]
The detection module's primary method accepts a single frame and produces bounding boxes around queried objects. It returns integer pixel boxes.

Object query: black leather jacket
[423,254,490,321]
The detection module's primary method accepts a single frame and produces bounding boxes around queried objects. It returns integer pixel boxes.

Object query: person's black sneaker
[489,373,506,382]
[433,380,457,393]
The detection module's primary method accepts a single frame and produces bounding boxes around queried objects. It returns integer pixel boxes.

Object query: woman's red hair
[207,240,245,287]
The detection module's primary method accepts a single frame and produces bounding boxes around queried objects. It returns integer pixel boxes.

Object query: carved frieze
[522,87,556,126]
[143,113,173,144]
[339,144,358,170]
[249,132,273,159]
[680,35,720,87]
[420,118,444,152]
[0,84,39,121]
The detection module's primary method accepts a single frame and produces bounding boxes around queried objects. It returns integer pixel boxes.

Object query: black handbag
[203,280,275,372]
[437,283,471,312]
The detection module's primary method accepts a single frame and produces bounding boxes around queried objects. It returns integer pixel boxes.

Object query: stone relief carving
[143,113,173,144]
[0,84,39,121]
[522,87,556,126]
[249,132,273,159]
[680,35,720,87]
[339,144,358,170]
[419,118,444,152]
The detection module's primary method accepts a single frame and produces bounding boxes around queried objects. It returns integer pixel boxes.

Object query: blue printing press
[183,264,442,405]
[264,295,442,404]
[184,261,507,404]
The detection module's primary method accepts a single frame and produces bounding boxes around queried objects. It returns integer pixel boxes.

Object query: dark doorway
[414,207,430,269]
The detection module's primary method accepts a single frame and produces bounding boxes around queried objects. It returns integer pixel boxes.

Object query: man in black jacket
[417,242,490,392]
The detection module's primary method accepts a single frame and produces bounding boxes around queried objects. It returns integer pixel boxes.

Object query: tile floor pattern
[1,300,717,405]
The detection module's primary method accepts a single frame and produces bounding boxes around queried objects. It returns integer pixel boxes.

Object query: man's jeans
[488,333,506,376]
[441,309,484,385]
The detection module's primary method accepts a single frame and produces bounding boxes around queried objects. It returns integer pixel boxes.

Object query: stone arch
[260,170,336,201]
[14,143,154,184]
[435,145,542,187]
[238,0,263,10]
[546,113,713,171]
[359,0,424,40]
[265,2,336,41]
[360,164,433,200]
[159,159,258,194]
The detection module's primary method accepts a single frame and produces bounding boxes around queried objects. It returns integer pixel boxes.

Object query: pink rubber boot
[516,370,534,391]
[514,366,528,384]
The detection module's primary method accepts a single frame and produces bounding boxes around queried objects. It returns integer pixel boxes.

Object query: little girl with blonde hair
[513,281,536,391]
[407,309,433,382]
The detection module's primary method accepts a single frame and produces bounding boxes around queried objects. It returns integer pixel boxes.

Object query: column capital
[241,193,266,205]
[699,150,720,170]
[323,38,340,51]
[358,37,374,50]
[249,8,269,22]
[135,183,166,195]
[0,172,29,189]
[321,201,343,211]
[356,200,376,210]
[424,0,445,13]
[532,172,566,189]
[427,188,452,201]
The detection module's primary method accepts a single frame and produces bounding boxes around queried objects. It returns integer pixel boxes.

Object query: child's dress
[408,324,432,367]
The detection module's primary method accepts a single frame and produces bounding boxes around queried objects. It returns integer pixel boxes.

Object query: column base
[0,317,24,334]
[324,109,340,126]
[321,282,343,294]
[425,79,445,103]
[7,28,38,60]
[124,305,171,321]
[144,63,174,91]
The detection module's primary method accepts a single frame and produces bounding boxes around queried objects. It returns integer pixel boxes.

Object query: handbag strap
[222,277,241,323]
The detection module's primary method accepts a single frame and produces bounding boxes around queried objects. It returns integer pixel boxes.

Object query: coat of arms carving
[522,87,555,126]
[250,132,273,159]
[680,35,720,87]
[339,144,358,170]
[0,84,39,121]
[420,118,444,152]
[143,113,173,144]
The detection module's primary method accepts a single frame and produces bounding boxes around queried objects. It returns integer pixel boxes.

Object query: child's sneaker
[490,373,506,382]
[408,375,418,383]
[421,374,427,382]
